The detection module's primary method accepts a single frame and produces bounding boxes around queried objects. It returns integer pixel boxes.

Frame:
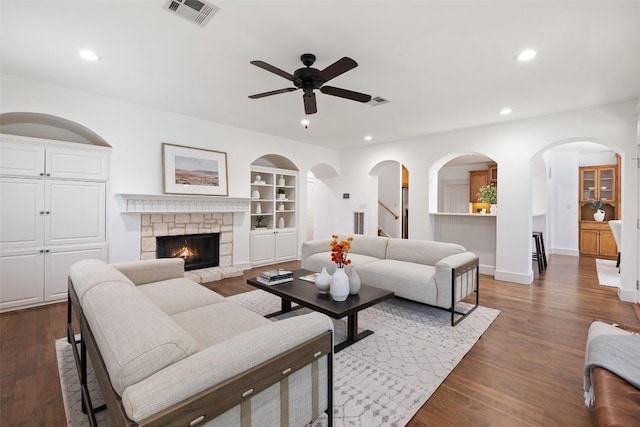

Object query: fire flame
[173,240,195,261]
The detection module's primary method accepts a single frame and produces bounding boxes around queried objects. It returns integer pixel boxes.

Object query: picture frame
[162,143,228,196]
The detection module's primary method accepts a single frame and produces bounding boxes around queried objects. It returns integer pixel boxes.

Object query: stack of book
[257,269,293,285]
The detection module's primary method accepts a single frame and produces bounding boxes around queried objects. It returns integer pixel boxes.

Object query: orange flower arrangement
[330,235,353,268]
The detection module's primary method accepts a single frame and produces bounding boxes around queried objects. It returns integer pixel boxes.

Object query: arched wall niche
[0,112,111,147]
[251,153,298,170]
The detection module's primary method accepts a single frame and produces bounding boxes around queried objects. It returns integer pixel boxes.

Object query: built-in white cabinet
[0,134,110,311]
[249,166,297,266]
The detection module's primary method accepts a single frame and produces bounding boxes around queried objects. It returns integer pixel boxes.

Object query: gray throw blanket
[584,333,640,407]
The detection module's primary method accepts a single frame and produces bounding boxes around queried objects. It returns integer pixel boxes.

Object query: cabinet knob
[39,172,44,176]
[40,211,45,215]
[46,173,51,177]
[45,211,50,215]
[45,249,50,253]
[39,249,44,253]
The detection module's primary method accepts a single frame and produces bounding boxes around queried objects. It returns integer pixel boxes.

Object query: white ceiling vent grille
[368,96,390,106]
[164,0,219,27]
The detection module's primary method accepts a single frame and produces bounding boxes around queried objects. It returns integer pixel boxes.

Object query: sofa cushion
[346,235,389,259]
[386,238,465,266]
[357,259,437,304]
[138,278,226,315]
[111,258,185,285]
[69,259,134,304]
[303,252,381,274]
[171,301,272,349]
[82,281,199,396]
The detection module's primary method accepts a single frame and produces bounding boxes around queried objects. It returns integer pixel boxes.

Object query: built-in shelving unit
[250,165,298,266]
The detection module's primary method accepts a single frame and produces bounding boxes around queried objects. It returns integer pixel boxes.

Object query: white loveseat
[301,235,479,325]
[67,258,333,427]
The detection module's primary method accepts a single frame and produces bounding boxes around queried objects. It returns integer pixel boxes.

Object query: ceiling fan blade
[250,60,295,81]
[303,92,317,114]
[320,86,372,103]
[248,87,297,99]
[319,57,358,83]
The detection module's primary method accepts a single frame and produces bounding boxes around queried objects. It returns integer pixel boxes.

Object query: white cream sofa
[301,235,479,325]
[67,258,333,427]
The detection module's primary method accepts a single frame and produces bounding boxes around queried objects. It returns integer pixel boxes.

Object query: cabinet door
[250,232,276,265]
[597,167,615,202]
[598,230,618,258]
[274,230,297,262]
[469,170,488,202]
[580,168,596,201]
[0,141,45,177]
[46,146,109,180]
[0,249,45,311]
[45,244,107,302]
[46,180,106,245]
[0,178,45,249]
[580,229,600,255]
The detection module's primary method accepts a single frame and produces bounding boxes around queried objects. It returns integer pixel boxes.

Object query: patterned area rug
[56,290,500,426]
[596,258,620,287]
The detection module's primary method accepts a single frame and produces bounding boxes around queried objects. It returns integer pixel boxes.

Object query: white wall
[0,74,339,267]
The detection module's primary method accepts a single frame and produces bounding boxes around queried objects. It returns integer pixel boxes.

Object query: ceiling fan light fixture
[364,135,372,141]
[516,49,537,62]
[79,49,100,62]
[300,119,310,126]
[500,107,513,115]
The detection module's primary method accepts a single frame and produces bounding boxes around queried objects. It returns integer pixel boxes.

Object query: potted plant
[254,215,267,230]
[476,184,497,214]
[277,187,286,200]
[589,199,607,221]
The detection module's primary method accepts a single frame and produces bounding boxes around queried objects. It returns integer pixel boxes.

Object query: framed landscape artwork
[162,143,228,196]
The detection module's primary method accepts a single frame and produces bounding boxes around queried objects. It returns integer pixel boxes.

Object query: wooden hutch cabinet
[578,160,620,258]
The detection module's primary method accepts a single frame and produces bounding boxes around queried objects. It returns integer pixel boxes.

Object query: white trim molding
[115,193,250,213]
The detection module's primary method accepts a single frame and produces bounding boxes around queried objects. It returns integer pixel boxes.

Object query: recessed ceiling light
[79,49,100,62]
[500,108,513,115]
[516,49,536,62]
[300,119,310,126]
[364,136,373,141]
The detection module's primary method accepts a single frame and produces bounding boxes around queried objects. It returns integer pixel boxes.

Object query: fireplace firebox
[156,233,220,271]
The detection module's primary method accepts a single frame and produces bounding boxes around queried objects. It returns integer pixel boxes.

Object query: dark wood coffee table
[247,269,394,352]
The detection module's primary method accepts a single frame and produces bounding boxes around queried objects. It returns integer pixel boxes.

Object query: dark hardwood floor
[1,255,638,426]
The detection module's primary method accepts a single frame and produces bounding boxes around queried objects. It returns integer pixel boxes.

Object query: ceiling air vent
[368,96,390,106]
[164,0,219,27]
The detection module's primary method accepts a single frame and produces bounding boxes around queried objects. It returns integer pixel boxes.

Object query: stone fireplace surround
[116,193,249,283]
[140,212,242,283]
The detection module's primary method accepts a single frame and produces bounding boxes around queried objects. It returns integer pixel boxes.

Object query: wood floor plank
[0,255,637,426]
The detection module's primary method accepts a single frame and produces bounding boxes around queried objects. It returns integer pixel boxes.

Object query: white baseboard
[494,269,533,285]
[617,288,638,303]
[479,264,495,276]
[234,261,252,271]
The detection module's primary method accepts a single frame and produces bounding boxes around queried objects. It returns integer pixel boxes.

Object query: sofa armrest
[121,312,334,423]
[110,258,185,285]
[301,239,332,261]
[434,251,479,308]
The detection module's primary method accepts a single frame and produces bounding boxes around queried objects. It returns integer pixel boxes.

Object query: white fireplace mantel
[115,193,251,213]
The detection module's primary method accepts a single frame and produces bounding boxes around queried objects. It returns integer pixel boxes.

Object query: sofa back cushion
[385,238,466,266]
[111,258,185,286]
[69,259,134,304]
[346,235,389,259]
[82,281,199,396]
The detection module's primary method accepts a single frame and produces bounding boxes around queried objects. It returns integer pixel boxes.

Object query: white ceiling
[1,0,639,149]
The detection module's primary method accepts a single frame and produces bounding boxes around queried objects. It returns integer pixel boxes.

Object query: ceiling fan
[248,53,372,115]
